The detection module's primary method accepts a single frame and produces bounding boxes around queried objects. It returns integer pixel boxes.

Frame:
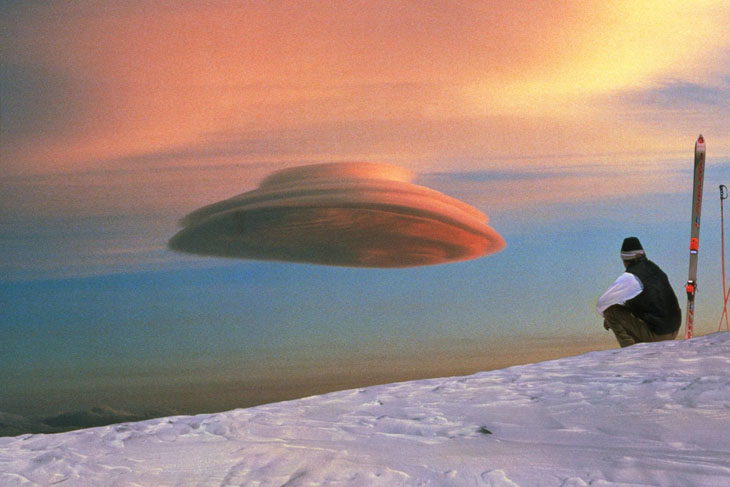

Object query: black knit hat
[621,236,645,260]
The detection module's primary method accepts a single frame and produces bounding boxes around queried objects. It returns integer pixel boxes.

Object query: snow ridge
[2,333,730,486]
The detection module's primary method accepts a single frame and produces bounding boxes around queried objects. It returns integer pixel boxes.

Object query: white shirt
[596,272,643,316]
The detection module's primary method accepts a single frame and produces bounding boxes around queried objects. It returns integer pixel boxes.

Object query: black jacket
[625,258,682,334]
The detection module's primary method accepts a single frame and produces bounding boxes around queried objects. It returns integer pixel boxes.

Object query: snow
[2,333,730,486]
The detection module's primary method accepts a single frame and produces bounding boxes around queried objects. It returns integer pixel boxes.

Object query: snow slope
[2,333,730,487]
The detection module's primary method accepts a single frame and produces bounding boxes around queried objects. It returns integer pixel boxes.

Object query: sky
[3,0,730,426]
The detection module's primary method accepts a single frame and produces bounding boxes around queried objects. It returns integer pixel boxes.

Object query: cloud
[417,161,695,218]
[169,162,505,267]
[621,79,730,110]
[422,170,572,184]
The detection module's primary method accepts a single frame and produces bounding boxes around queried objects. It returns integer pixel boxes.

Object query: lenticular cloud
[169,162,505,267]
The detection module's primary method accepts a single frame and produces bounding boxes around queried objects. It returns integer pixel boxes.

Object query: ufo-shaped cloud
[168,162,505,267]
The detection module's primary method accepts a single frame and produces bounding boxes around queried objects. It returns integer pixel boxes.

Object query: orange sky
[3,1,730,200]
[4,2,730,415]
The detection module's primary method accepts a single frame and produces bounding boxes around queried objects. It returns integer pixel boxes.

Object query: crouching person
[597,237,681,347]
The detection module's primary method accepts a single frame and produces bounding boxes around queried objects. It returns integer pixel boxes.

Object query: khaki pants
[603,305,679,348]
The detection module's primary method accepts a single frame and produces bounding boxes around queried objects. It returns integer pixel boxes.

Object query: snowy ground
[2,333,730,487]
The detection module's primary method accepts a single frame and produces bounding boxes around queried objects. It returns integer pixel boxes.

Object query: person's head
[621,236,646,269]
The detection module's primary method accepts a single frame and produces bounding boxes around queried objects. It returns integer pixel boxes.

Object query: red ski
[685,134,706,339]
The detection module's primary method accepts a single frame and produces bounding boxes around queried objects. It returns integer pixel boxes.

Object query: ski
[685,134,706,339]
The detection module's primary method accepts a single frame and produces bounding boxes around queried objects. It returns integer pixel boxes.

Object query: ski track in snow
[2,333,730,486]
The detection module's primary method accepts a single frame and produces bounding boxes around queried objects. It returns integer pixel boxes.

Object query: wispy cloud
[621,79,730,110]
[419,161,693,218]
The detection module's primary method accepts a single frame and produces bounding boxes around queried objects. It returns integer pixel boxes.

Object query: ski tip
[697,134,704,144]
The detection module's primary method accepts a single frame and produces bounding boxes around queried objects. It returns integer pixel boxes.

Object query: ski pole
[720,185,730,332]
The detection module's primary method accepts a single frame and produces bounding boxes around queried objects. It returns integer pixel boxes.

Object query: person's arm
[596,272,643,316]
